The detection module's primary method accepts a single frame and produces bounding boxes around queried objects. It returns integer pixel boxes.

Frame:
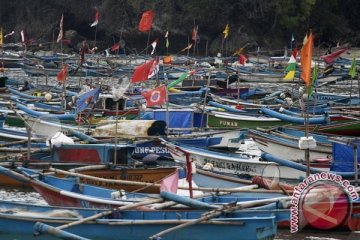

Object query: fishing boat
[0,199,280,240]
[248,127,333,162]
[162,139,329,181]
[206,110,285,129]
[1,166,158,208]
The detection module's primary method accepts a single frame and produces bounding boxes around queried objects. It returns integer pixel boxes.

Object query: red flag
[110,43,120,52]
[57,64,67,83]
[138,10,154,32]
[160,170,178,193]
[320,47,348,64]
[131,58,159,83]
[239,54,247,65]
[90,10,99,27]
[141,85,167,107]
[300,32,313,88]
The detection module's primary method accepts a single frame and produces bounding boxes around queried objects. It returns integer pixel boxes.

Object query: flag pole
[200,71,211,129]
[187,36,190,57]
[94,25,97,47]
[146,29,151,55]
[221,37,224,56]
[165,87,169,135]
[205,39,208,57]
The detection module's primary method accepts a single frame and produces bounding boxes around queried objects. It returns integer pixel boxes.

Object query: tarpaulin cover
[331,141,360,172]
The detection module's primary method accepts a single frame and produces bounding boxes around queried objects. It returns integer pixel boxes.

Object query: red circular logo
[150,91,160,102]
[300,182,351,230]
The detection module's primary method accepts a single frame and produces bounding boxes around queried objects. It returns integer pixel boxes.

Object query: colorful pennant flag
[56,14,64,43]
[138,10,154,32]
[223,24,229,39]
[284,50,297,80]
[131,58,159,83]
[90,10,99,27]
[349,56,357,79]
[57,64,67,83]
[300,32,313,88]
[141,85,167,107]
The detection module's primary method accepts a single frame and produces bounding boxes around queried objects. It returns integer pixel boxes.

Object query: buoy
[44,93,52,101]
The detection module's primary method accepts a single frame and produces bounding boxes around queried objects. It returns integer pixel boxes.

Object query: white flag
[150,39,158,55]
[56,14,63,43]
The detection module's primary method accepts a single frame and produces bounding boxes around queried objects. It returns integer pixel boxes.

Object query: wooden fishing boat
[133,129,244,159]
[15,102,76,121]
[207,110,285,129]
[0,164,178,193]
[1,166,158,208]
[260,107,330,125]
[289,119,360,136]
[162,139,329,181]
[0,199,279,240]
[248,127,333,162]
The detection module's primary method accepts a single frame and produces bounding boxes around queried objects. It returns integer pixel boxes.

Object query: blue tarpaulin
[153,109,206,129]
[330,141,360,172]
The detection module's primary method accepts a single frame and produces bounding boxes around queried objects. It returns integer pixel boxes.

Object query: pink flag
[90,10,99,27]
[160,169,178,193]
[20,30,26,45]
[131,58,159,83]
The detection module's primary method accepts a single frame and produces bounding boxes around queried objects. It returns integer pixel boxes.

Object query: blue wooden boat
[260,107,330,124]
[40,142,135,164]
[15,102,76,121]
[133,129,244,159]
[0,199,280,240]
[248,127,333,162]
[163,139,330,181]
[0,166,157,208]
[1,166,291,210]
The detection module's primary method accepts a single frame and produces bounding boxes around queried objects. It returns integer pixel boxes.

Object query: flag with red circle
[141,85,167,107]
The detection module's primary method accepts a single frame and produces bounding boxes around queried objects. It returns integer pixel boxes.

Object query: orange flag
[300,32,313,88]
